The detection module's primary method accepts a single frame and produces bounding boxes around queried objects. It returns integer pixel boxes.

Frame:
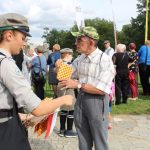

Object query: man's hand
[58,79,79,89]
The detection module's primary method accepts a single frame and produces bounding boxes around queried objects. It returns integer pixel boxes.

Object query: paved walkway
[29,115,150,150]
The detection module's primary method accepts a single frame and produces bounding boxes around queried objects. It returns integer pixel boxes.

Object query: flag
[33,109,59,139]
[75,0,85,30]
[45,110,58,139]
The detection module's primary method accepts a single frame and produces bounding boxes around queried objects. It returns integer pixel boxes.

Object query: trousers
[74,91,109,150]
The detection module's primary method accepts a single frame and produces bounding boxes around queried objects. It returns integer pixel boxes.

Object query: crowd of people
[0,12,150,150]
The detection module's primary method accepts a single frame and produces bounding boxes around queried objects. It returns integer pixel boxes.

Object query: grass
[44,79,150,115]
[112,83,150,115]
[112,97,150,115]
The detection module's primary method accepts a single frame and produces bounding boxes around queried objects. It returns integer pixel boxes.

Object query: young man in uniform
[0,13,73,150]
[59,26,115,150]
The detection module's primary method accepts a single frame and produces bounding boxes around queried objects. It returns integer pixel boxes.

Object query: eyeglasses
[76,36,90,43]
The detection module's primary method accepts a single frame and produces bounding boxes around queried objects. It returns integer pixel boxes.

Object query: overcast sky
[0,0,138,45]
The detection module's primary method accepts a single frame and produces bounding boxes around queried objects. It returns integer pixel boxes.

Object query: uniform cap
[0,13,31,37]
[71,26,99,40]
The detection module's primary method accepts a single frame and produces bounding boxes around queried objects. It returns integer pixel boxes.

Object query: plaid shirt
[72,48,115,94]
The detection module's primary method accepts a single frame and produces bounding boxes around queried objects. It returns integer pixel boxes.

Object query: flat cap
[60,48,73,54]
[36,45,44,53]
[0,13,31,37]
[71,26,99,40]
[103,40,110,44]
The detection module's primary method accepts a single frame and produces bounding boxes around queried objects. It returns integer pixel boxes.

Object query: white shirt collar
[88,47,100,60]
[0,48,12,57]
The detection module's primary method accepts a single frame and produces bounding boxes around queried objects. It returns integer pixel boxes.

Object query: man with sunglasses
[104,40,114,59]
[59,26,115,150]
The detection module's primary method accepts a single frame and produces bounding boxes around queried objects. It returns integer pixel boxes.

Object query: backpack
[32,56,45,83]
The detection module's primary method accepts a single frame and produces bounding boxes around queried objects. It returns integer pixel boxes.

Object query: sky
[0,0,138,45]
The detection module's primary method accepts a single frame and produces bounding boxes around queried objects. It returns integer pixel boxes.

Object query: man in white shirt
[104,40,114,59]
[59,27,115,150]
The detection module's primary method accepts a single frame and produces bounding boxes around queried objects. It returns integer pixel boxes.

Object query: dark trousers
[139,64,150,95]
[115,73,129,104]
[60,110,74,131]
[0,100,31,150]
[34,80,45,100]
[74,91,109,150]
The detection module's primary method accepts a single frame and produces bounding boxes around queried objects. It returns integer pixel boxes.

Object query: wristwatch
[77,83,82,89]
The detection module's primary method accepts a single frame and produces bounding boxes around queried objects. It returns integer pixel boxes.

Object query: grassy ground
[112,96,150,115]
[112,83,150,115]
[44,80,150,115]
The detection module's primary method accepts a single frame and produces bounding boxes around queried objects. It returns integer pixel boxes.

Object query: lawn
[44,80,150,115]
[112,96,150,115]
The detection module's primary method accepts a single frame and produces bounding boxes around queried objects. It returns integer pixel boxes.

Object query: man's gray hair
[116,44,126,53]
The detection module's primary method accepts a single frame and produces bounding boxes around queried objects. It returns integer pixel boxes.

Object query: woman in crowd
[112,44,129,105]
[47,44,61,98]
[128,43,138,100]
[31,45,47,99]
[0,13,73,150]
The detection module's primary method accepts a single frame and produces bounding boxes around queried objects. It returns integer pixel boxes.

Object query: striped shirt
[72,48,115,94]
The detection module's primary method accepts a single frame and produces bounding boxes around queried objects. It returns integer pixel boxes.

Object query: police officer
[0,13,73,150]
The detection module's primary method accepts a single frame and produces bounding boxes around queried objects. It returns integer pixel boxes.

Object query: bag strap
[37,56,43,76]
[100,52,104,63]
[120,52,126,64]
[145,46,148,65]
[0,52,7,64]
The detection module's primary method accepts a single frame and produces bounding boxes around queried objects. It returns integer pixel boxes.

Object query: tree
[43,18,115,51]
[118,0,150,49]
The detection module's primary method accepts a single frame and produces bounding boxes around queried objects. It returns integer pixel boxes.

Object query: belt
[0,109,13,118]
[79,90,105,98]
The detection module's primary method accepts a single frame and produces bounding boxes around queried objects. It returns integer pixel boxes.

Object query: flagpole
[145,0,149,42]
[110,0,117,51]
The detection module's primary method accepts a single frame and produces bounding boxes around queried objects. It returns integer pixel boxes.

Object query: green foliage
[117,0,150,50]
[42,0,150,51]
[42,18,115,52]
[85,18,114,50]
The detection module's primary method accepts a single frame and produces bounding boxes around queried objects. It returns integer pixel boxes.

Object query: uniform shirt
[72,48,115,94]
[138,45,150,65]
[104,47,115,59]
[0,49,41,112]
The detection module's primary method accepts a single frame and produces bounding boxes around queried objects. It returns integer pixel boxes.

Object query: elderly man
[104,40,115,59]
[59,26,115,150]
